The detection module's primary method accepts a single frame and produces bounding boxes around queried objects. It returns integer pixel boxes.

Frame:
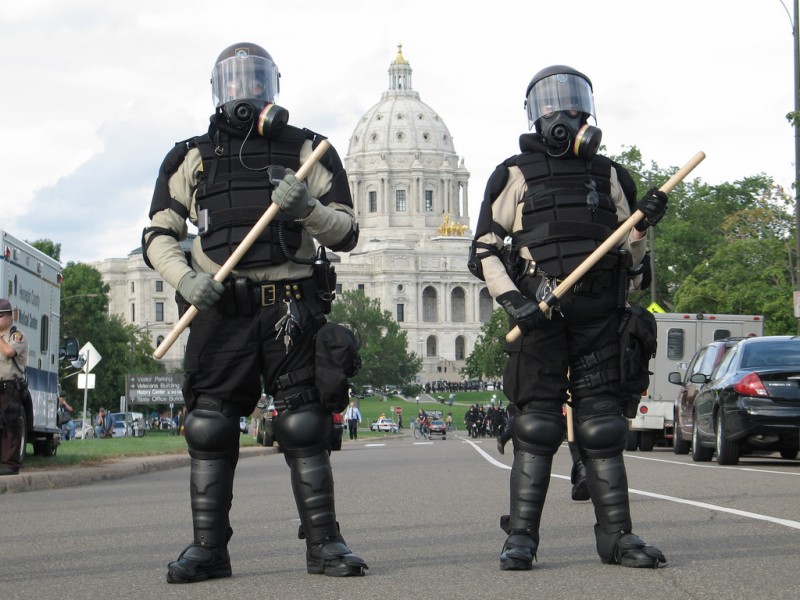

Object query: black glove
[497,291,547,334]
[634,187,668,232]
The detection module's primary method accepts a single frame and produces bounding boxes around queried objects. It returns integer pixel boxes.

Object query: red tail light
[733,372,769,397]
[639,405,648,415]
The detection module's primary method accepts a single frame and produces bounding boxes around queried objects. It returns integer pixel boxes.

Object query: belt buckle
[260,284,277,306]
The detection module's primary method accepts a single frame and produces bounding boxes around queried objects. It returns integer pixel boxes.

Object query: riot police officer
[143,43,366,583]
[469,65,667,570]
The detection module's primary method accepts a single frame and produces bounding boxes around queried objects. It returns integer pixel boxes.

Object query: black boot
[499,451,551,570]
[287,451,367,576]
[568,442,589,501]
[583,454,666,568]
[167,458,235,583]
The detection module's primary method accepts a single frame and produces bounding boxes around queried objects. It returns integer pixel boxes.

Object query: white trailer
[626,312,764,451]
[0,230,63,460]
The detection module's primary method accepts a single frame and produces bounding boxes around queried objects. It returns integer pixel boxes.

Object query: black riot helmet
[524,65,601,160]
[211,43,287,137]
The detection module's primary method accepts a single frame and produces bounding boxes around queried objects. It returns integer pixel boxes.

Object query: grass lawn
[23,391,508,469]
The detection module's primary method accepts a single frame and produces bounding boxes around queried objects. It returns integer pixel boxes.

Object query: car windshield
[741,340,800,368]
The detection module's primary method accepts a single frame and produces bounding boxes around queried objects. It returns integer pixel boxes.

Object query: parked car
[159,417,177,431]
[72,419,94,440]
[331,412,344,451]
[239,416,249,434]
[108,413,132,438]
[428,419,447,439]
[255,399,343,451]
[256,400,277,447]
[371,417,398,432]
[128,412,147,437]
[691,335,800,465]
[669,338,742,454]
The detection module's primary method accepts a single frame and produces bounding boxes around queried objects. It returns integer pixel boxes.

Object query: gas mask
[221,100,289,139]
[538,111,602,160]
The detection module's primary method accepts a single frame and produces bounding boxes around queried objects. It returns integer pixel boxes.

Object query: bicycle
[413,422,430,440]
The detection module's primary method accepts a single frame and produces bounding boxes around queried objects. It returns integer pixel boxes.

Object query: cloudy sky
[0,0,794,264]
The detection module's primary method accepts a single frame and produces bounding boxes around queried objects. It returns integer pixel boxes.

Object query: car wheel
[442,436,446,441]
[691,413,714,462]
[780,448,798,460]
[673,428,691,455]
[639,431,655,452]
[715,416,739,465]
[331,435,342,451]
[624,430,638,451]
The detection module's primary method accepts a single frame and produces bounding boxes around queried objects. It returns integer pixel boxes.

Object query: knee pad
[274,403,330,457]
[514,410,565,456]
[575,414,627,459]
[185,404,240,460]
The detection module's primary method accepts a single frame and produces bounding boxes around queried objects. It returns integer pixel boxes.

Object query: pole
[794,0,800,332]
[81,349,90,441]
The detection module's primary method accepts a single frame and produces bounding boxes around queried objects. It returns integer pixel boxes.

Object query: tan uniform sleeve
[474,166,527,299]
[144,149,200,289]
[610,168,646,268]
[296,140,357,248]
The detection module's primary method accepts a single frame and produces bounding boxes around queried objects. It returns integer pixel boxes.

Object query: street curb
[0,445,277,495]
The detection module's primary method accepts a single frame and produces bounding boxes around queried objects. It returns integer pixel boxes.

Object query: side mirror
[60,337,80,362]
[667,372,683,385]
[689,372,710,385]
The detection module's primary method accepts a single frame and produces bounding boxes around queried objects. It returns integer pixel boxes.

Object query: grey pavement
[0,445,277,495]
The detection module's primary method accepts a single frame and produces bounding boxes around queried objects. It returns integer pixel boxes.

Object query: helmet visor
[212,53,279,107]
[526,72,595,130]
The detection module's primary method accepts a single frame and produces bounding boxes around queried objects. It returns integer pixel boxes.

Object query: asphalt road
[1,434,798,600]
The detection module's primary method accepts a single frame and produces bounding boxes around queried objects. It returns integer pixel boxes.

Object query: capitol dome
[345,45,470,243]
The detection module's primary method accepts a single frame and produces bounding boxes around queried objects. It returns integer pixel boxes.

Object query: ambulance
[1,230,65,461]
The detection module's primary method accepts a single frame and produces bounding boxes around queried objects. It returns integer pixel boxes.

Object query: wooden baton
[505,150,705,344]
[153,139,332,359]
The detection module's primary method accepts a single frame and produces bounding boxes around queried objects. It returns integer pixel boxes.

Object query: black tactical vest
[193,124,309,268]
[515,152,619,278]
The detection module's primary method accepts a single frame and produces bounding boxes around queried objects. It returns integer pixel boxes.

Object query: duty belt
[250,279,317,307]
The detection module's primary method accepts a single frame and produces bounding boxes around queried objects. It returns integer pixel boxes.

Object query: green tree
[462,308,508,381]
[60,262,163,417]
[328,290,421,391]
[28,238,61,262]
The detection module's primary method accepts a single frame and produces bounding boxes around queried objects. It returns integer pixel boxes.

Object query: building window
[336,283,343,295]
[155,302,165,322]
[369,190,377,213]
[424,190,434,212]
[426,335,437,357]
[423,286,437,322]
[396,189,407,212]
[40,315,49,353]
[358,283,365,292]
[155,280,164,292]
[455,336,466,360]
[479,288,494,323]
[130,282,135,293]
[156,335,164,348]
[130,303,135,322]
[451,287,465,322]
[396,304,404,322]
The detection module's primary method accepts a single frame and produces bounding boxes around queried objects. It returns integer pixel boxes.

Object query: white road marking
[463,438,800,531]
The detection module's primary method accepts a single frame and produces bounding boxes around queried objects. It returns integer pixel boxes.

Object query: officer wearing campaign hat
[0,299,28,475]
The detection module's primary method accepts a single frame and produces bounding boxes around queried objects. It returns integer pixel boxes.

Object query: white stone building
[93,46,493,384]
[336,46,493,385]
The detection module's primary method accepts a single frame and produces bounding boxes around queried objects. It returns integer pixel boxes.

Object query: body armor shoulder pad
[149,138,195,218]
